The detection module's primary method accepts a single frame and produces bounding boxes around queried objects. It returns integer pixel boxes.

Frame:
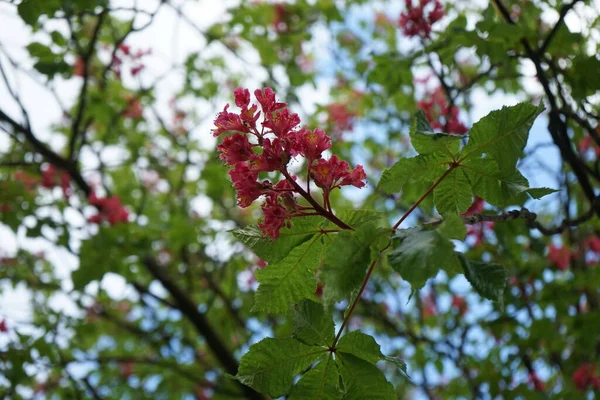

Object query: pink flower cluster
[88,191,130,226]
[41,164,72,198]
[572,363,600,392]
[213,88,367,238]
[399,0,444,39]
[326,103,356,138]
[112,44,151,79]
[418,86,468,135]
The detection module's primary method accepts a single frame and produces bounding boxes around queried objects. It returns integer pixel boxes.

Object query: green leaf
[336,354,396,400]
[526,187,558,199]
[333,209,384,228]
[321,222,382,305]
[461,159,530,207]
[433,168,472,216]
[235,338,325,398]
[377,156,426,194]
[72,225,130,290]
[384,356,409,377]
[438,214,467,241]
[289,355,343,400]
[388,230,460,289]
[254,237,325,314]
[232,216,325,263]
[458,253,506,302]
[377,154,449,195]
[410,110,463,157]
[460,103,543,171]
[292,300,335,347]
[18,0,61,25]
[337,331,383,364]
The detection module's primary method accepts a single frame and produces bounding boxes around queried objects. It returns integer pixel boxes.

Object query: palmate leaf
[232,216,325,263]
[377,155,446,194]
[438,214,467,241]
[336,354,397,400]
[410,110,464,157]
[235,338,326,398]
[388,229,461,289]
[321,222,384,305]
[333,209,384,228]
[461,159,529,207]
[458,254,507,303]
[459,102,544,171]
[289,355,343,400]
[254,237,325,314]
[293,300,335,347]
[336,330,384,364]
[433,168,473,216]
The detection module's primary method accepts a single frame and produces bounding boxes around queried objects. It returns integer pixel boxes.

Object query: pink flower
[258,194,293,239]
[249,138,286,172]
[548,244,571,271]
[262,108,301,138]
[326,103,356,137]
[228,163,264,207]
[586,236,600,253]
[254,88,285,115]
[41,164,58,188]
[212,105,248,137]
[418,86,468,134]
[0,319,7,333]
[572,364,600,392]
[311,155,366,192]
[212,88,368,237]
[123,99,143,119]
[234,88,251,108]
[298,128,331,162]
[41,164,72,198]
[462,197,485,216]
[218,133,254,165]
[88,192,130,225]
[130,64,144,76]
[399,0,444,39]
[340,165,367,188]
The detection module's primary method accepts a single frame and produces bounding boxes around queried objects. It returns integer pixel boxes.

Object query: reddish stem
[392,166,456,230]
[333,258,378,346]
[332,165,456,347]
[281,169,353,230]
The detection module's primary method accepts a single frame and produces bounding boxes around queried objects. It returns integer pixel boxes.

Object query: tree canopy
[1,0,600,399]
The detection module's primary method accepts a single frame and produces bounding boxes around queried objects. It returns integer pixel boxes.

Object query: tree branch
[142,257,265,400]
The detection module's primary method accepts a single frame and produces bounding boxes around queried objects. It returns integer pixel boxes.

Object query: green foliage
[253,237,325,313]
[288,356,342,400]
[459,103,544,171]
[233,217,324,263]
[292,300,335,346]
[388,229,460,289]
[2,0,598,399]
[321,222,383,305]
[234,338,326,397]
[336,354,397,400]
[458,254,507,303]
[409,110,462,157]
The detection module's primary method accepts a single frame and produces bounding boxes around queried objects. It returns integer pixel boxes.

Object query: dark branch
[142,257,265,400]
